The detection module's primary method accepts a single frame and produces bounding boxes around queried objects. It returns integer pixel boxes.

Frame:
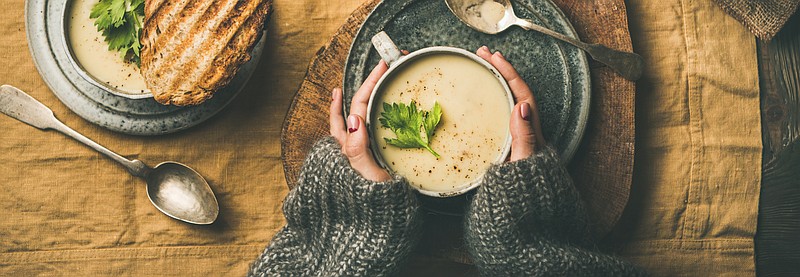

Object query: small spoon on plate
[445,0,644,81]
[0,85,219,225]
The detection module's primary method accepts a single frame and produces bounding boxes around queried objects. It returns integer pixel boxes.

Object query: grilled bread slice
[140,0,271,106]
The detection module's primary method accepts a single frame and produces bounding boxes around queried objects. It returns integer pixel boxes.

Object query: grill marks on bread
[140,0,270,106]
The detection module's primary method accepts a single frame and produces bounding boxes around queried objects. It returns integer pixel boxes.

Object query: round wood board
[281,0,636,264]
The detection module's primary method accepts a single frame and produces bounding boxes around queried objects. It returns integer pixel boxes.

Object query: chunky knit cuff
[465,146,645,276]
[474,146,590,240]
[249,137,423,277]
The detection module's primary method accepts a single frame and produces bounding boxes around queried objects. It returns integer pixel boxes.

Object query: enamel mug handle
[371,31,403,67]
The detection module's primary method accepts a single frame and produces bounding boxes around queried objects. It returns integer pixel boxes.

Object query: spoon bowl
[147,162,219,225]
[445,0,515,34]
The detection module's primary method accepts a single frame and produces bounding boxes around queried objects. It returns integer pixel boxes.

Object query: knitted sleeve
[248,137,423,277]
[465,146,645,276]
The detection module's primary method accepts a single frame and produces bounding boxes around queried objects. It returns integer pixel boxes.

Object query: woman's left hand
[329,61,392,182]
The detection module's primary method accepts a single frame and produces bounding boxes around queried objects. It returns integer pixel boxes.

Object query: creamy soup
[371,53,511,194]
[68,0,149,95]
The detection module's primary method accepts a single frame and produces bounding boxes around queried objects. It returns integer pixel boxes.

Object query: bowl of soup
[63,0,151,99]
[366,31,513,197]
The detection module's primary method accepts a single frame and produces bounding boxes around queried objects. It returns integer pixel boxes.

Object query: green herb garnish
[379,101,443,158]
[90,0,145,65]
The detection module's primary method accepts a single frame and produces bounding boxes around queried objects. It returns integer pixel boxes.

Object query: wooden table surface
[756,12,800,276]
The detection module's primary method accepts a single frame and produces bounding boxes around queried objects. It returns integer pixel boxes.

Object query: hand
[476,46,546,162]
[330,61,392,182]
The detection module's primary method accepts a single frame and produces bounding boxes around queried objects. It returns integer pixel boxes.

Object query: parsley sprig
[379,101,443,158]
[90,0,145,65]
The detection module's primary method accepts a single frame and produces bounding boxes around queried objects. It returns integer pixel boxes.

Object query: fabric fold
[714,0,800,40]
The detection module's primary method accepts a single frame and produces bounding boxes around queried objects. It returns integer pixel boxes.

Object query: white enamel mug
[365,31,514,198]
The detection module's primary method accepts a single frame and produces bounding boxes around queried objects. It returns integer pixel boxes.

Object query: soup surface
[68,0,149,95]
[371,53,511,193]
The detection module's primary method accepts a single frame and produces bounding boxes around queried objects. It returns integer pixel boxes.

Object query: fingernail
[332,88,339,100]
[348,115,359,133]
[495,51,504,59]
[481,45,489,52]
[520,103,530,121]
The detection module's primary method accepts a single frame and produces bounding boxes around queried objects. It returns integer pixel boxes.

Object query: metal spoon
[0,85,218,225]
[445,0,644,81]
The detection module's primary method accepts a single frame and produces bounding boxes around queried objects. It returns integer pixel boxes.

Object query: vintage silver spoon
[0,85,218,225]
[445,0,644,81]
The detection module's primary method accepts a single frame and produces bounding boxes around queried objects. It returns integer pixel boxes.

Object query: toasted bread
[140,0,271,106]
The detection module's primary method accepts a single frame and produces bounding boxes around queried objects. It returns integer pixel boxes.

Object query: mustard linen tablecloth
[0,0,762,276]
[612,0,762,275]
[0,0,365,275]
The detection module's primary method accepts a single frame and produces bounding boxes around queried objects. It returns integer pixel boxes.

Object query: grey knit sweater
[465,146,645,276]
[248,137,644,276]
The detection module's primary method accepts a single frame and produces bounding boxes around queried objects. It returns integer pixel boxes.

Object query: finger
[476,45,492,62]
[491,51,546,145]
[401,50,410,55]
[509,102,537,161]
[329,88,347,144]
[491,51,534,106]
[528,102,546,146]
[345,114,392,182]
[351,61,389,119]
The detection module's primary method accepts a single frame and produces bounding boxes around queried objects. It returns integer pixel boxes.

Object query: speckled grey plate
[25,0,264,135]
[344,0,590,161]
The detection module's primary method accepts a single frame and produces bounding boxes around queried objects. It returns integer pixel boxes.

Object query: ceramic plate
[25,0,264,135]
[343,0,590,161]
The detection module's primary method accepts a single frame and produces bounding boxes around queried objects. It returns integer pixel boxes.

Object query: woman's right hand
[475,46,546,162]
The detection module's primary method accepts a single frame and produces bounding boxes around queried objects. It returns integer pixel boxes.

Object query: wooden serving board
[281,0,635,268]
